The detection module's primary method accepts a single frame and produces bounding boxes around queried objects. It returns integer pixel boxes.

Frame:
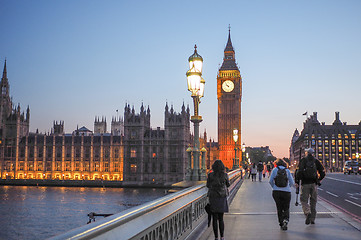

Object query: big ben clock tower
[217,29,242,169]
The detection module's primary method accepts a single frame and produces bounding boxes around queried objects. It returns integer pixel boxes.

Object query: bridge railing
[49,169,243,240]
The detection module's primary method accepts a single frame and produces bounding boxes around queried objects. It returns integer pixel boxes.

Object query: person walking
[295,148,326,225]
[269,159,295,231]
[266,161,273,178]
[257,161,264,182]
[207,160,230,240]
[250,163,257,181]
[262,162,267,178]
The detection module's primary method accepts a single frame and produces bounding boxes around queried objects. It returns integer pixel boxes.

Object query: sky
[0,0,360,158]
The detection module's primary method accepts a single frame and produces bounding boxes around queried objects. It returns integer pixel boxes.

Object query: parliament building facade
[1,30,243,184]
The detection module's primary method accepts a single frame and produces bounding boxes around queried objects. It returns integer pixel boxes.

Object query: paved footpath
[199,176,361,240]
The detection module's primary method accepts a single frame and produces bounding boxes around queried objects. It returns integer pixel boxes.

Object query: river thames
[0,185,168,240]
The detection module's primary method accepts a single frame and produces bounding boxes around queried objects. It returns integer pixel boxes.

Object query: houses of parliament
[0,31,243,185]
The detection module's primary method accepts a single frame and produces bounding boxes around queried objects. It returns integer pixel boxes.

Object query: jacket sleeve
[269,168,276,188]
[316,160,326,181]
[287,169,295,187]
[295,158,305,184]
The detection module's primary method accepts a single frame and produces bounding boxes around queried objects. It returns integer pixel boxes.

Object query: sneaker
[305,214,311,225]
[281,220,288,231]
[311,220,315,224]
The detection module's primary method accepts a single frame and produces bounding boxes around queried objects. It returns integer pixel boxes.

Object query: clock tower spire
[217,28,242,169]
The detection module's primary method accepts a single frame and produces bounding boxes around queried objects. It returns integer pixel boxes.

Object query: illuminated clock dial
[222,80,234,92]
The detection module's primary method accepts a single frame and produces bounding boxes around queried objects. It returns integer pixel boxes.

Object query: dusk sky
[1,0,360,158]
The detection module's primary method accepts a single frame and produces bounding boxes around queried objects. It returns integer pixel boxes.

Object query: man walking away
[295,148,325,225]
[257,161,264,182]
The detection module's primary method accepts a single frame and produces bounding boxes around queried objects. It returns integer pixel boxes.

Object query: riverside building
[0,60,190,185]
[290,112,361,171]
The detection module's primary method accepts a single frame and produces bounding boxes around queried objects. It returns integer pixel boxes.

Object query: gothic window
[2,86,7,95]
[85,147,90,158]
[56,161,61,171]
[65,162,71,171]
[66,147,71,158]
[56,147,62,158]
[46,162,52,171]
[94,163,100,172]
[37,162,43,171]
[131,164,137,173]
[28,162,34,171]
[38,147,43,158]
[104,147,110,159]
[94,147,100,158]
[28,148,34,158]
[104,162,109,172]
[20,147,25,158]
[75,162,80,171]
[131,148,137,158]
[47,146,53,158]
[114,163,119,172]
[114,148,119,158]
[19,162,24,171]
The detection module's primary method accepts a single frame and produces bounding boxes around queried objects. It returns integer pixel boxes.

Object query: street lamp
[242,143,246,168]
[186,45,206,181]
[232,129,239,169]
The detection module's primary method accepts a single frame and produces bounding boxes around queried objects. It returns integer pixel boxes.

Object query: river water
[0,186,168,240]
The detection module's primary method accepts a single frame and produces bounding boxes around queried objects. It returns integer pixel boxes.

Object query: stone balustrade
[49,169,242,240]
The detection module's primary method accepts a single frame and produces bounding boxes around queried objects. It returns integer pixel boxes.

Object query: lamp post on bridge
[232,128,239,169]
[242,143,246,168]
[186,45,207,181]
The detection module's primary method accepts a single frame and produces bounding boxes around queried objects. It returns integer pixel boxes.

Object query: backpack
[302,157,318,180]
[274,167,288,187]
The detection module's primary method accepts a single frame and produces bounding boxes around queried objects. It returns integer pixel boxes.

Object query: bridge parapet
[49,169,242,240]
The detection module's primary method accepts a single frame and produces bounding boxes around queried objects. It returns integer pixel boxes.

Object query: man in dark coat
[295,148,325,225]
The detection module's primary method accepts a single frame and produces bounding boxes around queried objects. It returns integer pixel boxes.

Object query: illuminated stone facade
[216,30,242,169]
[290,112,361,171]
[0,60,191,184]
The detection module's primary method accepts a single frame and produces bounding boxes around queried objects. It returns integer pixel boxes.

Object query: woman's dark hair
[275,159,288,168]
[212,159,225,175]
[252,163,256,168]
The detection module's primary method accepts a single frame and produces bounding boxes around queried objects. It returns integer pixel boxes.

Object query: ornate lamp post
[242,143,246,168]
[186,45,206,181]
[232,129,239,169]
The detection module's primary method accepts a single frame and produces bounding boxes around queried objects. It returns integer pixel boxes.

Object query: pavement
[199,175,361,240]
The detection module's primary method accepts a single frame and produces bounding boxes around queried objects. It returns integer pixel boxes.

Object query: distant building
[290,112,361,171]
[0,61,191,185]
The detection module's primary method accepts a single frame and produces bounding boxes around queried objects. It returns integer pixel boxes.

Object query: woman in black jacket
[207,160,230,240]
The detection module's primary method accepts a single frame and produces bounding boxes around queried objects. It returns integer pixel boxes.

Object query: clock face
[222,80,234,92]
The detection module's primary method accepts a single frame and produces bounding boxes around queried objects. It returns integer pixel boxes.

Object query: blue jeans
[258,171,263,181]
